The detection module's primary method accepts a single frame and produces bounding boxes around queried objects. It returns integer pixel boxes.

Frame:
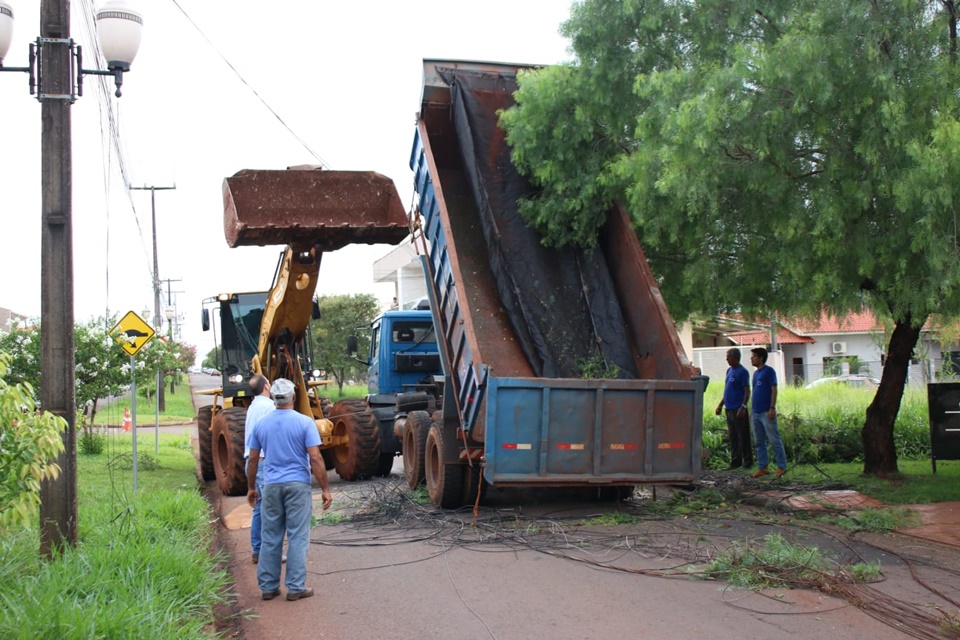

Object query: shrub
[0,352,66,532]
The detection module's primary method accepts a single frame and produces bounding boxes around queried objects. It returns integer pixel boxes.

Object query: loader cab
[366,310,441,395]
[202,292,267,402]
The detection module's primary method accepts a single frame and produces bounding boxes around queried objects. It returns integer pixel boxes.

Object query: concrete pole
[38,0,78,557]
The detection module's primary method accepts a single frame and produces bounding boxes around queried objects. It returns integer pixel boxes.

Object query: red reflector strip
[502,443,532,450]
[657,442,686,450]
[556,443,585,450]
[610,444,639,451]
[458,449,483,460]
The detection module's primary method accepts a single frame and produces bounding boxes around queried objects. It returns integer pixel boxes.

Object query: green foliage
[576,352,621,379]
[0,352,65,532]
[819,507,920,533]
[505,1,960,326]
[77,411,106,456]
[311,294,381,394]
[0,489,228,639]
[579,512,638,526]
[0,316,194,418]
[707,534,827,589]
[201,345,220,369]
[701,384,930,466]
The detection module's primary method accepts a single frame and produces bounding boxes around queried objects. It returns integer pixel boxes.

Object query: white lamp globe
[0,1,14,66]
[96,0,142,71]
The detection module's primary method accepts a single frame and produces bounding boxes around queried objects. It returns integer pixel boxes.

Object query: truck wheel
[197,405,216,481]
[425,422,463,508]
[330,399,381,481]
[211,407,248,496]
[402,410,431,489]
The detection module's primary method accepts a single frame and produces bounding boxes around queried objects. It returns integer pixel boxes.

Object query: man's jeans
[250,463,264,555]
[258,481,313,594]
[752,412,787,471]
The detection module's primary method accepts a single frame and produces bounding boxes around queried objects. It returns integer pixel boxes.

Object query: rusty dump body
[413,60,705,487]
[223,168,409,250]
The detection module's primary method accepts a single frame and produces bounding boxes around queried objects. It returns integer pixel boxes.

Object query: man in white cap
[246,377,333,602]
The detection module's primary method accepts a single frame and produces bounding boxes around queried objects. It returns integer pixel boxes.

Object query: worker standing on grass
[749,347,787,478]
[715,348,753,470]
[244,375,275,564]
[246,378,333,602]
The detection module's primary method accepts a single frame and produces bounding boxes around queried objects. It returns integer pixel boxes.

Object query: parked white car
[805,375,880,389]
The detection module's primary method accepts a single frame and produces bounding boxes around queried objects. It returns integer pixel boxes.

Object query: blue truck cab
[362,309,443,466]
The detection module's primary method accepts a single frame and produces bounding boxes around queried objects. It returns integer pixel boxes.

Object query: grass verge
[0,433,229,639]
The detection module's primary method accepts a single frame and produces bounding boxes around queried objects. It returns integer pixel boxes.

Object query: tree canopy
[310,294,381,394]
[500,0,960,473]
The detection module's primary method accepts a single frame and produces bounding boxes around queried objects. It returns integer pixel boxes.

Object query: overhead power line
[169,0,330,168]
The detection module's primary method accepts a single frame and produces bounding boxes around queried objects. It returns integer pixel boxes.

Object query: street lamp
[0,0,144,556]
[0,0,142,99]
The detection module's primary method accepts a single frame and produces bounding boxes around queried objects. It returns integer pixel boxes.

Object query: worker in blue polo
[715,348,753,469]
[749,347,787,478]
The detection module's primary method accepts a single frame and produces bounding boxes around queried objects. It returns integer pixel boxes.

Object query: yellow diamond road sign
[111,311,155,357]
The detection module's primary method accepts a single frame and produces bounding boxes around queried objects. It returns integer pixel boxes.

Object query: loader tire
[425,422,463,509]
[212,406,247,496]
[402,410,431,489]
[319,396,333,419]
[197,405,216,481]
[330,399,381,481]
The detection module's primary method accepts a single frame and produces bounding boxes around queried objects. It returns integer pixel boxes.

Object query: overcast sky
[0,0,573,360]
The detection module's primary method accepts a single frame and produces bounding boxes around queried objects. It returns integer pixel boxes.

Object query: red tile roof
[787,309,882,334]
[726,327,815,345]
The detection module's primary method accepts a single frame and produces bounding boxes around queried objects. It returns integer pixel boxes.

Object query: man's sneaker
[752,468,770,478]
[261,588,281,601]
[286,587,314,601]
[775,468,786,478]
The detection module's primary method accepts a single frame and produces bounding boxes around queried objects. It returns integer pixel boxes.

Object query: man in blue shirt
[247,378,333,602]
[244,374,275,564]
[714,348,753,469]
[749,347,787,478]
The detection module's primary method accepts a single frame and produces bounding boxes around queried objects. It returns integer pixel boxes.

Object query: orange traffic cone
[122,408,132,432]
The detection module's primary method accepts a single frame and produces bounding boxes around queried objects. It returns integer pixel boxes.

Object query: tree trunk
[862,315,923,476]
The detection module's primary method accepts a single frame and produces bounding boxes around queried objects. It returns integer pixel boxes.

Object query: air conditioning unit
[831,341,847,355]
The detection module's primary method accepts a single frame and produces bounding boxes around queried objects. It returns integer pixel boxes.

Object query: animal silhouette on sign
[121,328,150,347]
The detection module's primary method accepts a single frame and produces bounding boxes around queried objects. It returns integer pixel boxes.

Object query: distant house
[692,309,945,387]
[0,307,29,330]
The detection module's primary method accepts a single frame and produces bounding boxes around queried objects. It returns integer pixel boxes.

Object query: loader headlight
[229,374,243,384]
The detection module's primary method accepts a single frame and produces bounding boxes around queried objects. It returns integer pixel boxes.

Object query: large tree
[311,294,381,395]
[500,0,960,475]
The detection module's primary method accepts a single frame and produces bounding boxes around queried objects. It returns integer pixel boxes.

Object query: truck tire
[330,399,381,481]
[402,411,431,489]
[212,407,248,496]
[425,422,463,508]
[197,405,216,481]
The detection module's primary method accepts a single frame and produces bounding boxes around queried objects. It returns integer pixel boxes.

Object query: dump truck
[390,60,707,507]
[195,169,409,495]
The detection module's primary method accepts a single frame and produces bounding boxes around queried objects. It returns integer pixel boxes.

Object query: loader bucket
[223,169,409,250]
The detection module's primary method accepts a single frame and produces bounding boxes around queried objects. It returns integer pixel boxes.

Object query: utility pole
[38,0,77,557]
[160,277,182,393]
[130,185,175,411]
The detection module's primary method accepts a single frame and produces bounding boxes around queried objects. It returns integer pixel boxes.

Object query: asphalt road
[189,375,955,640]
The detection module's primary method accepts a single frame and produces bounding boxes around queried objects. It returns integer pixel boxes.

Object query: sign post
[110,311,155,491]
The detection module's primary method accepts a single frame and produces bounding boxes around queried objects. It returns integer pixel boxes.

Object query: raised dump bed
[409,60,705,505]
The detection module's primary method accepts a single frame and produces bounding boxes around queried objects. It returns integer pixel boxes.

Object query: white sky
[0,0,573,361]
